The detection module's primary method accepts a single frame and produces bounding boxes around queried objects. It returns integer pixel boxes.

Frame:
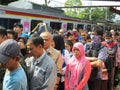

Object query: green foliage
[64,0,116,21]
[65,0,82,18]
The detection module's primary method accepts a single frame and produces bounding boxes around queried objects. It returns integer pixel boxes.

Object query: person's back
[102,31,117,90]
[0,39,27,90]
[0,27,9,89]
[3,66,27,90]
[85,26,108,90]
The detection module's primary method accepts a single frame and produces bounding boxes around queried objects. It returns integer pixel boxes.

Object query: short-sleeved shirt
[3,66,27,90]
[85,43,108,79]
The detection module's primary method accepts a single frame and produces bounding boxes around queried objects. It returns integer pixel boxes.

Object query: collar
[46,46,53,55]
[34,50,46,65]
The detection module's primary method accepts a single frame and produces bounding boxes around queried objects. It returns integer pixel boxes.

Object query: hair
[92,25,103,36]
[86,34,91,40]
[73,27,79,32]
[52,34,65,52]
[64,40,73,48]
[13,22,23,28]
[0,28,7,37]
[7,29,18,40]
[104,31,112,37]
[114,31,119,36]
[28,36,44,47]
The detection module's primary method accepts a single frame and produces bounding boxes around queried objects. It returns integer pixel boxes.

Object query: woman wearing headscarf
[65,42,91,90]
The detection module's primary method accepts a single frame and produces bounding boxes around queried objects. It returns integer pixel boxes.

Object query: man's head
[73,28,79,34]
[91,25,103,45]
[92,25,103,36]
[26,36,44,58]
[7,29,18,40]
[40,31,53,50]
[113,31,119,42]
[110,29,115,35]
[13,23,23,35]
[104,31,113,43]
[0,28,7,44]
[58,29,65,36]
[80,30,87,41]
[0,39,21,70]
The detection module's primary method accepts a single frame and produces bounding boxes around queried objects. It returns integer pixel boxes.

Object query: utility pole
[45,0,47,6]
[105,7,108,20]
[89,0,92,20]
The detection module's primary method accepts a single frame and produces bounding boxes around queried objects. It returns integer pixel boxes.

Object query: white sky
[29,0,120,7]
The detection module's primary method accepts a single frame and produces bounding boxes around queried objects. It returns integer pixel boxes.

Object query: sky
[29,0,120,7]
[29,0,66,7]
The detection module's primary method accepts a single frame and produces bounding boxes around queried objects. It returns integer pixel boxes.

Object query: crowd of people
[0,22,120,90]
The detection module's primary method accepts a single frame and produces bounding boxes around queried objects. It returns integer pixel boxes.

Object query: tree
[64,0,82,17]
[64,0,116,21]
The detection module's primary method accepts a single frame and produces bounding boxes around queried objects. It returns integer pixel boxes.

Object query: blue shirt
[3,66,27,90]
[25,51,57,90]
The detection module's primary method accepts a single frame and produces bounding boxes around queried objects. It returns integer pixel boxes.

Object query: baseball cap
[0,39,21,64]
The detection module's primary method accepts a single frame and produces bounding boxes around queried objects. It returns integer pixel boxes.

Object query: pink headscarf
[68,42,88,89]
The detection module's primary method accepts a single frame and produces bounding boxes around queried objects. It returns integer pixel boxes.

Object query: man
[0,39,27,90]
[40,31,63,90]
[7,29,17,40]
[58,29,65,36]
[85,26,108,90]
[13,22,29,39]
[0,27,8,89]
[0,27,7,44]
[80,30,87,45]
[72,28,83,42]
[102,31,117,90]
[26,36,57,90]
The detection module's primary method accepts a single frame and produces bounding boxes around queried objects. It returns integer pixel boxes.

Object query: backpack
[104,44,117,73]
[85,43,104,80]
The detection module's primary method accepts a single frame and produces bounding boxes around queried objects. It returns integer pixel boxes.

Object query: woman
[52,34,70,90]
[65,42,91,90]
[64,40,73,57]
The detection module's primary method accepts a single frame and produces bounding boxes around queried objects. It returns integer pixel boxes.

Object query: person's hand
[101,69,108,74]
[37,23,41,27]
[54,84,58,90]
[118,62,120,68]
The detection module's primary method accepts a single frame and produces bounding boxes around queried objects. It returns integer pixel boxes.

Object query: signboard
[23,22,30,33]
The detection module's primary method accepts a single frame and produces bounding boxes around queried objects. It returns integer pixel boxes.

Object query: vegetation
[64,0,116,22]
[0,0,117,22]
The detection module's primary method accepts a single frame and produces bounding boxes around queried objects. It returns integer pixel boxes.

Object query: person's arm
[54,53,63,90]
[45,62,57,90]
[65,65,70,90]
[90,60,103,68]
[31,23,41,34]
[75,61,91,90]
[86,57,98,62]
[91,47,108,68]
[6,78,25,90]
[116,46,120,68]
